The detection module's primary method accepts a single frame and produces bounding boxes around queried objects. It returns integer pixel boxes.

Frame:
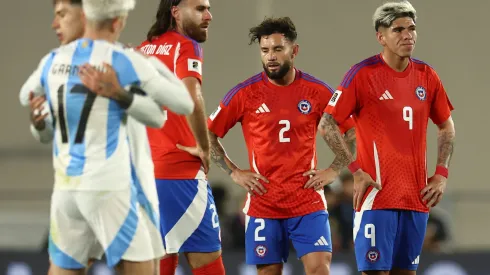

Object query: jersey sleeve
[323,68,361,125]
[429,69,454,125]
[207,87,245,138]
[122,50,194,115]
[338,117,355,134]
[318,82,355,134]
[19,52,54,106]
[175,40,203,83]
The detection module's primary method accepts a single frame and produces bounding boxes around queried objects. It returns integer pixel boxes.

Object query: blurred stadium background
[1,0,489,274]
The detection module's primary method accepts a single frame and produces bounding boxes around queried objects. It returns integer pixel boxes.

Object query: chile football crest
[415,86,426,101]
[298,100,312,114]
[366,248,380,263]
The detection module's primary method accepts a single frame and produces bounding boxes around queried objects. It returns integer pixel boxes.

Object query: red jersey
[208,70,354,218]
[324,54,454,213]
[139,31,204,180]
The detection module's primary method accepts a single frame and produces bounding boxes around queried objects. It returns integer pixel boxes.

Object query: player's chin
[399,48,414,58]
[196,31,208,43]
[266,71,283,80]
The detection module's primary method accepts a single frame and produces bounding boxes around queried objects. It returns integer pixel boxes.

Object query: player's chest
[364,77,432,117]
[243,88,324,130]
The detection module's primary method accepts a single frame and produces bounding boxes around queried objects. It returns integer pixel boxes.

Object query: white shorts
[139,200,166,260]
[48,185,156,269]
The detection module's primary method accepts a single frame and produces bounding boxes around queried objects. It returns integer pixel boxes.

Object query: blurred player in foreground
[318,1,455,274]
[203,17,355,275]
[24,0,181,274]
[139,0,225,274]
[20,0,194,273]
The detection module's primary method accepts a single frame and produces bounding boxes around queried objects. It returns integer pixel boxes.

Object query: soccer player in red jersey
[206,17,355,275]
[315,2,456,274]
[139,1,226,275]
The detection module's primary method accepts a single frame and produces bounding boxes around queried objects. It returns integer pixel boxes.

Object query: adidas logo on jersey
[379,90,394,100]
[255,103,270,113]
[412,256,420,265]
[314,236,329,246]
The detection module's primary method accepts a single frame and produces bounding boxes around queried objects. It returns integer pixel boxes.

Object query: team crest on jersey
[298,100,312,114]
[255,245,267,257]
[415,86,427,101]
[366,249,380,263]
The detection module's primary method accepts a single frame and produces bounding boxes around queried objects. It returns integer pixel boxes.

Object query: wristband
[435,165,449,178]
[348,161,361,173]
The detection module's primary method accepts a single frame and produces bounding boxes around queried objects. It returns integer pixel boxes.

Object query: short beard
[183,18,207,43]
[263,61,291,80]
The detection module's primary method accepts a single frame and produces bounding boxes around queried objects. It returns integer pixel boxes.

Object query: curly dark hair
[249,16,298,45]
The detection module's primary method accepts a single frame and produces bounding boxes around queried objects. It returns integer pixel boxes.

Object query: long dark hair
[146,0,182,42]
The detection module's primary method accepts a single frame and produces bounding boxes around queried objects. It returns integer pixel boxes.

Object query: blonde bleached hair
[83,0,136,21]
[373,1,417,31]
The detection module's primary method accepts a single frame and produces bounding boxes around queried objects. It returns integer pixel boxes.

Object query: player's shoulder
[38,42,76,69]
[173,32,203,58]
[50,40,80,57]
[152,31,203,59]
[221,72,264,106]
[340,54,384,88]
[298,70,335,94]
[411,57,438,76]
[39,48,59,66]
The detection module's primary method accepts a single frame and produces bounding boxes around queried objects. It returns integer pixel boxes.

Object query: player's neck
[268,68,296,86]
[83,29,117,43]
[381,51,410,72]
[174,26,189,39]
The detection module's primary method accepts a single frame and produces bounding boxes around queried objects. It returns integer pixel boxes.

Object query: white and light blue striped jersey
[19,38,188,190]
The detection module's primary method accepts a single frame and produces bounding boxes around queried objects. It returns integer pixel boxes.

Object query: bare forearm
[329,127,357,170]
[344,127,357,158]
[209,132,239,175]
[319,113,355,172]
[437,127,455,168]
[186,93,210,152]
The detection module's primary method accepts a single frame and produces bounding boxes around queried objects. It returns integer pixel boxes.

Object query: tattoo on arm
[343,127,357,158]
[437,127,455,167]
[319,113,355,172]
[210,132,238,175]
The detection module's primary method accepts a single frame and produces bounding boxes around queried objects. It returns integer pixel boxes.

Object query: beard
[262,60,292,80]
[182,18,208,43]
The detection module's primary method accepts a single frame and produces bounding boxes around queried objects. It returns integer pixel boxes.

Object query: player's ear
[112,17,125,33]
[171,5,180,22]
[292,43,299,58]
[111,18,119,33]
[376,30,386,46]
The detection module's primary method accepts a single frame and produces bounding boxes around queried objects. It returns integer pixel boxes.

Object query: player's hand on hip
[28,92,48,130]
[79,63,123,99]
[303,168,338,191]
[421,174,447,208]
[353,170,382,211]
[176,144,210,174]
[230,169,269,196]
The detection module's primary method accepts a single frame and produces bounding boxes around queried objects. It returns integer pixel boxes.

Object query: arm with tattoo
[209,131,239,175]
[343,127,357,159]
[436,117,455,168]
[318,113,355,173]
